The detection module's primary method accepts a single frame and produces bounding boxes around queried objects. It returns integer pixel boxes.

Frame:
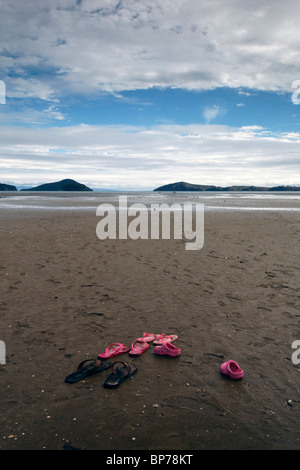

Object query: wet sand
[0,207,300,450]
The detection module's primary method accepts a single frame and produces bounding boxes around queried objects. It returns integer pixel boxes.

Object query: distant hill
[21,179,93,192]
[0,183,17,191]
[154,181,300,192]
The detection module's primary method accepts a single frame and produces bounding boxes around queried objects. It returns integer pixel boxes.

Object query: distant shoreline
[154,181,300,192]
[1,178,300,193]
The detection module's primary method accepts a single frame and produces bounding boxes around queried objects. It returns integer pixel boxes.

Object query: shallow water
[0,190,300,212]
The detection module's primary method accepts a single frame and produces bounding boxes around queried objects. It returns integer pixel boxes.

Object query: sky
[0,0,300,190]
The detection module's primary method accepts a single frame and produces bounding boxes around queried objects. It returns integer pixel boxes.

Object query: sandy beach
[0,203,300,450]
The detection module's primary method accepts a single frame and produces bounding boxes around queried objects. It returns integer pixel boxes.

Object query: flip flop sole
[128,348,148,356]
[98,344,130,359]
[128,339,149,356]
[103,363,138,388]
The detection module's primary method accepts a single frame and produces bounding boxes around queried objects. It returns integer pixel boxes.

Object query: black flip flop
[103,361,138,388]
[65,358,111,383]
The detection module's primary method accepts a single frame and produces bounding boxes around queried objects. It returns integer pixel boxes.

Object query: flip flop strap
[131,339,147,349]
[111,361,130,376]
[143,332,154,339]
[77,358,102,372]
[106,343,124,352]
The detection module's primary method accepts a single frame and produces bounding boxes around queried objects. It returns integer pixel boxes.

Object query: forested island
[154,181,300,192]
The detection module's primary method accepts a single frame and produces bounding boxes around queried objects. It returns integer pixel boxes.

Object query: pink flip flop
[154,341,181,357]
[137,332,163,343]
[220,360,243,379]
[129,339,150,356]
[153,334,178,345]
[98,343,130,359]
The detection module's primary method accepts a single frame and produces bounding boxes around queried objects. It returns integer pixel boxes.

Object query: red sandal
[98,343,130,359]
[129,339,150,356]
[220,360,243,379]
[154,341,181,357]
[153,334,178,345]
[137,332,163,343]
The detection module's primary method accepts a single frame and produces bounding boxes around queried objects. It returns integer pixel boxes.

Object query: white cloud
[1,0,300,99]
[203,105,221,123]
[0,123,299,189]
[7,78,58,102]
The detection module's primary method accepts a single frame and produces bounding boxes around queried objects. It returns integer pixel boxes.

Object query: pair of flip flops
[98,333,179,359]
[139,332,178,345]
[97,339,151,358]
[128,333,179,357]
[65,358,137,388]
[97,341,149,358]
